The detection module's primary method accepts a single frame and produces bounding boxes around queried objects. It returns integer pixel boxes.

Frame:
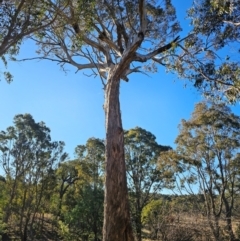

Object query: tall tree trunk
[211,216,222,241]
[103,75,134,241]
[223,197,235,241]
[3,177,18,224]
[135,211,142,241]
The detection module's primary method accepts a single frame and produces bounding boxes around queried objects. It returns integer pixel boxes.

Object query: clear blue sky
[0,0,239,162]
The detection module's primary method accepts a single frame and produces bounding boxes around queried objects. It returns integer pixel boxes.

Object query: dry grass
[141,213,240,241]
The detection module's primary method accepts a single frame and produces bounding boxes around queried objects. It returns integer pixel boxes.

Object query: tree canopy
[20,0,240,102]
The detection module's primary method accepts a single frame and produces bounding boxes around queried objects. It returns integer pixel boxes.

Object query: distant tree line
[0,101,240,241]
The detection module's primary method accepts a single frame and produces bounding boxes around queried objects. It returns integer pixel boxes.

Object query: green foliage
[25,0,240,102]
[0,182,7,240]
[161,0,240,103]
[57,220,73,241]
[61,185,104,241]
[141,198,183,241]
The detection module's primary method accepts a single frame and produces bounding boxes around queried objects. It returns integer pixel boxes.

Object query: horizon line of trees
[0,101,240,241]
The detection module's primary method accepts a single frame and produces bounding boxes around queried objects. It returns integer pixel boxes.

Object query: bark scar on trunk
[118,127,123,134]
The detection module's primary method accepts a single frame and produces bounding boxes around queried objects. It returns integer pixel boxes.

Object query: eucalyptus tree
[21,0,240,240]
[124,127,171,241]
[60,182,104,241]
[0,114,66,241]
[56,138,105,241]
[54,159,79,218]
[159,102,240,241]
[26,2,180,239]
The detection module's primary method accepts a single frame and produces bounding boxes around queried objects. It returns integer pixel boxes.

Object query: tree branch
[223,20,240,27]
[19,56,107,71]
[85,48,106,88]
[133,36,180,62]
[69,5,113,65]
[0,0,66,56]
[111,32,145,81]
[98,30,122,56]
[139,0,146,33]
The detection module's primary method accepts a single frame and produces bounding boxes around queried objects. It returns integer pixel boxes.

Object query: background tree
[0,178,7,240]
[159,102,240,241]
[75,137,105,189]
[0,114,66,241]
[19,0,240,239]
[53,159,79,218]
[56,138,105,241]
[59,184,104,241]
[124,127,171,241]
